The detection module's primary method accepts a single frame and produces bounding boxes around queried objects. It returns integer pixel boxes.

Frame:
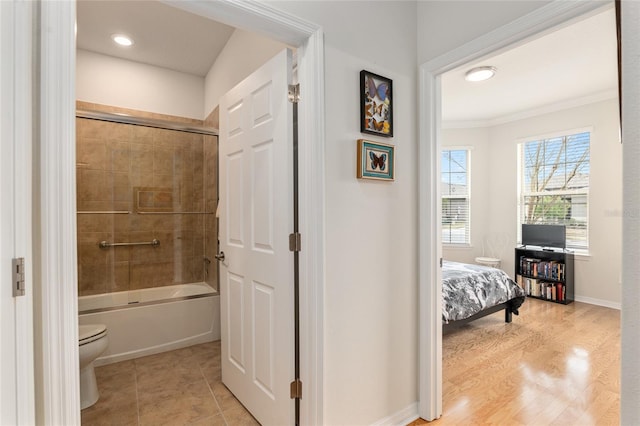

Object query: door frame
[417,1,610,420]
[38,1,325,425]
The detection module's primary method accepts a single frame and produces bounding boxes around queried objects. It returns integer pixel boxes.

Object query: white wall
[266,1,418,424]
[76,49,204,119]
[444,99,622,306]
[203,29,289,115]
[417,0,552,64]
[440,128,491,264]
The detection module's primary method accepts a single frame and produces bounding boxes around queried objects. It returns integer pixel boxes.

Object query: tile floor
[81,341,259,426]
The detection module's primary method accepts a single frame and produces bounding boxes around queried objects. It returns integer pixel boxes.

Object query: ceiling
[76,1,235,77]
[76,2,618,124]
[441,7,618,126]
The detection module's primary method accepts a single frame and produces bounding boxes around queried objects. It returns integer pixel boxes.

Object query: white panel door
[0,1,35,424]
[219,49,294,425]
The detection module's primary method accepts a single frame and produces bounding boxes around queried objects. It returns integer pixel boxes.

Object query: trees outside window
[520,131,590,249]
[442,149,470,245]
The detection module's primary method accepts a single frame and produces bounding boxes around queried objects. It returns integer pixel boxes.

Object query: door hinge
[290,379,302,399]
[440,257,443,268]
[12,257,25,297]
[288,84,300,104]
[289,232,302,252]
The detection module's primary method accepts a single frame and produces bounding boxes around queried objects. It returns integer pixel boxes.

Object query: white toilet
[79,324,108,409]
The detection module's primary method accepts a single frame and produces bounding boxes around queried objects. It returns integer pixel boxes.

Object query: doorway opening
[37,1,324,424]
[418,1,615,421]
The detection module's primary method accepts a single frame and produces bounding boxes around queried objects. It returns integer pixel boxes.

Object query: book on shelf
[519,256,566,281]
[516,274,524,290]
[525,281,565,302]
[525,278,538,297]
[516,247,572,304]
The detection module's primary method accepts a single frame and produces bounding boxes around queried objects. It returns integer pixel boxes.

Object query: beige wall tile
[204,106,219,129]
[77,169,114,203]
[104,121,132,142]
[151,215,174,231]
[109,261,130,293]
[153,173,174,189]
[77,138,107,170]
[153,261,175,286]
[77,104,216,296]
[130,143,154,173]
[77,213,114,233]
[153,231,175,262]
[78,239,112,265]
[152,128,179,148]
[129,171,154,189]
[108,140,130,172]
[128,231,155,262]
[78,261,109,296]
[132,125,154,145]
[129,262,160,290]
[76,200,113,212]
[112,172,131,202]
[153,148,174,176]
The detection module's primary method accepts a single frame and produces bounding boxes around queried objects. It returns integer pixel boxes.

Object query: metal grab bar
[136,211,214,215]
[98,239,160,249]
[77,211,131,214]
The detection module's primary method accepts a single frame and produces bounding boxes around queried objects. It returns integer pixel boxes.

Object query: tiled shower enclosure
[75,102,218,297]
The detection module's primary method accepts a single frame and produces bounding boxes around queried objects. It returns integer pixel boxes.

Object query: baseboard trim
[574,295,621,310]
[370,402,419,426]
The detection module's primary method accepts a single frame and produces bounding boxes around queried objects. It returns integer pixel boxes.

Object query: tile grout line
[134,361,141,426]
[199,362,228,426]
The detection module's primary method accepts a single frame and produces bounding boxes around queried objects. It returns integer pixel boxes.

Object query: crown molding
[442,89,618,129]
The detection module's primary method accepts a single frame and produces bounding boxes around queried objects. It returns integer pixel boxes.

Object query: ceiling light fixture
[111,34,134,47]
[465,66,496,82]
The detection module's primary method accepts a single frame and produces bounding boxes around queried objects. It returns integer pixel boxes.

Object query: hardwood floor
[410,298,620,425]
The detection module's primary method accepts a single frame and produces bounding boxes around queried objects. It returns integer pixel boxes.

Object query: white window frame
[517,128,591,251]
[441,147,471,246]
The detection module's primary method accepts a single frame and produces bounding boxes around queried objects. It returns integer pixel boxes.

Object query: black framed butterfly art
[360,70,393,137]
[357,139,395,181]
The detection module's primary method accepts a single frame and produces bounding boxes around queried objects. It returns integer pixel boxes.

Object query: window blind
[442,149,470,244]
[520,131,590,249]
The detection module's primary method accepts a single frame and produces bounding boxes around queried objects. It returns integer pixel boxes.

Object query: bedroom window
[442,149,470,245]
[519,131,590,250]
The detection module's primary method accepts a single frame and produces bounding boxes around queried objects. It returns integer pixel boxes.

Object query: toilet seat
[79,324,107,346]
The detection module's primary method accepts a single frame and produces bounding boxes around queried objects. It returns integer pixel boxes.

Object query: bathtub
[79,282,220,366]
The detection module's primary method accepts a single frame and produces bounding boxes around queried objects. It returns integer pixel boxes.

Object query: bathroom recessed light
[465,66,496,82]
[112,34,133,47]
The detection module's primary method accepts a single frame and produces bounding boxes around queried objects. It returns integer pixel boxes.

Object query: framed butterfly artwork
[357,139,395,181]
[360,70,393,137]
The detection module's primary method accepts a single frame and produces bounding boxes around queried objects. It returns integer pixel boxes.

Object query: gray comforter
[442,260,525,323]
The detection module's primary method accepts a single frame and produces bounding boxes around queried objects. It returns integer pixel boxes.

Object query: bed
[442,260,525,331]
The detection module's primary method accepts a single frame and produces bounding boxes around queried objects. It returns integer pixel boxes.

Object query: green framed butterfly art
[360,70,393,137]
[357,139,395,181]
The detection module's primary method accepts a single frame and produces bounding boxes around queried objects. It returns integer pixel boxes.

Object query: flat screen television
[521,224,566,249]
